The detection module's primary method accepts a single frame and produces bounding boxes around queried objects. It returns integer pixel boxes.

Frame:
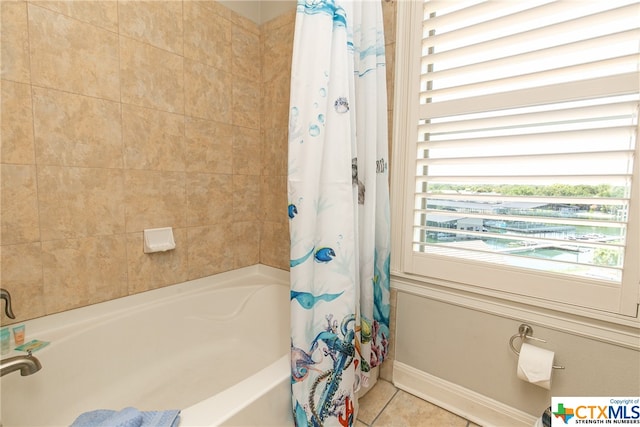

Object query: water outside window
[414,1,639,284]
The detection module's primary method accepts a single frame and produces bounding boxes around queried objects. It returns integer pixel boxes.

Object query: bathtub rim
[179,354,290,426]
[3,265,289,358]
[1,264,292,427]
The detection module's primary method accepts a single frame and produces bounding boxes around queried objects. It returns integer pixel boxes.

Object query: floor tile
[357,379,398,425]
[372,390,468,427]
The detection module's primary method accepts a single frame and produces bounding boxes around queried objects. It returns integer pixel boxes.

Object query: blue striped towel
[70,407,180,427]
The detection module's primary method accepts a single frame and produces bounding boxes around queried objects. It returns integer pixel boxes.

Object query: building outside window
[391,0,640,320]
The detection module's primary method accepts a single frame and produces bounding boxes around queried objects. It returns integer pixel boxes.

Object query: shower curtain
[287,1,391,425]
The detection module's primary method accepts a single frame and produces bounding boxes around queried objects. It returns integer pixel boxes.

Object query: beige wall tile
[232,25,260,82]
[1,80,34,164]
[382,0,396,45]
[187,224,234,279]
[225,6,260,35]
[28,4,119,101]
[42,235,128,313]
[385,42,395,108]
[31,0,118,32]
[120,36,184,113]
[260,7,295,33]
[0,2,312,318]
[32,87,123,168]
[262,127,288,176]
[233,78,260,129]
[122,104,185,171]
[38,166,125,240]
[387,108,394,171]
[186,173,233,227]
[184,58,231,122]
[260,174,287,223]
[260,220,289,270]
[262,74,290,107]
[124,169,186,232]
[379,357,394,383]
[1,1,30,83]
[185,117,233,174]
[379,287,397,382]
[183,1,231,69]
[233,126,261,175]
[233,221,260,269]
[258,13,293,272]
[126,228,188,294]
[1,164,40,245]
[0,243,45,323]
[233,174,260,222]
[118,1,183,54]
[262,22,294,83]
[261,100,290,131]
[261,70,290,130]
[198,0,233,21]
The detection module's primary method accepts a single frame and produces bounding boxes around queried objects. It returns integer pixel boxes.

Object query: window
[391,0,640,317]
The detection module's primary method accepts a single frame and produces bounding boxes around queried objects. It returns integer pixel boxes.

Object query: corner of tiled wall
[381,0,397,383]
[257,1,398,381]
[0,1,276,324]
[259,9,297,272]
[1,1,396,343]
[2,0,47,323]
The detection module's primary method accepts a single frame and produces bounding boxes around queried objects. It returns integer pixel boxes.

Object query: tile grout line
[368,388,400,426]
[360,386,477,427]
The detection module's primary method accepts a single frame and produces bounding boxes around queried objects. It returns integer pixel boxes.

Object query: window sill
[391,270,640,350]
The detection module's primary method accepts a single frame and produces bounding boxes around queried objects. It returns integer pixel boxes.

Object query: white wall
[260,1,296,23]
[218,0,296,24]
[394,287,640,423]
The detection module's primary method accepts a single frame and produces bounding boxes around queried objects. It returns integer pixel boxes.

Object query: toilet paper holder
[509,324,565,369]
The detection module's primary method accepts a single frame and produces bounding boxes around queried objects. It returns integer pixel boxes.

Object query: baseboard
[393,361,538,427]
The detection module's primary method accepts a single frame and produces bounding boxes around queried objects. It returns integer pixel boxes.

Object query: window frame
[389,0,640,324]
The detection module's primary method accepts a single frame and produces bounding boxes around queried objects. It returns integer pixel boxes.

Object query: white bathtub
[0,265,293,427]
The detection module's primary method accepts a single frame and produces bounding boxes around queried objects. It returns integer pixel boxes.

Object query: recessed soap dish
[143,227,176,253]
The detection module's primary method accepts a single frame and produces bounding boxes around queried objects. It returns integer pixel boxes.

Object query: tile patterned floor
[357,379,481,427]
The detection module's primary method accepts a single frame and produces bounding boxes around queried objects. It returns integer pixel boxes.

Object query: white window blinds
[398,0,640,315]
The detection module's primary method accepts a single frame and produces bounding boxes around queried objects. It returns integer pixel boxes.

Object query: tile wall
[1,1,281,323]
[380,0,397,382]
[0,0,397,336]
[259,10,294,270]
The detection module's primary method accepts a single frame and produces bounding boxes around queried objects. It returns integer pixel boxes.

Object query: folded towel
[70,407,180,427]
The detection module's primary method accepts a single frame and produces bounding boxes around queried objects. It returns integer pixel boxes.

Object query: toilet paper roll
[517,342,554,390]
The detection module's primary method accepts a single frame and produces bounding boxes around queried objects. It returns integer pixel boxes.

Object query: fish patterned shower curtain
[287,0,391,425]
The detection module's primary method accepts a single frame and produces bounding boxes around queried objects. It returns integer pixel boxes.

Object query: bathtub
[0,265,293,427]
